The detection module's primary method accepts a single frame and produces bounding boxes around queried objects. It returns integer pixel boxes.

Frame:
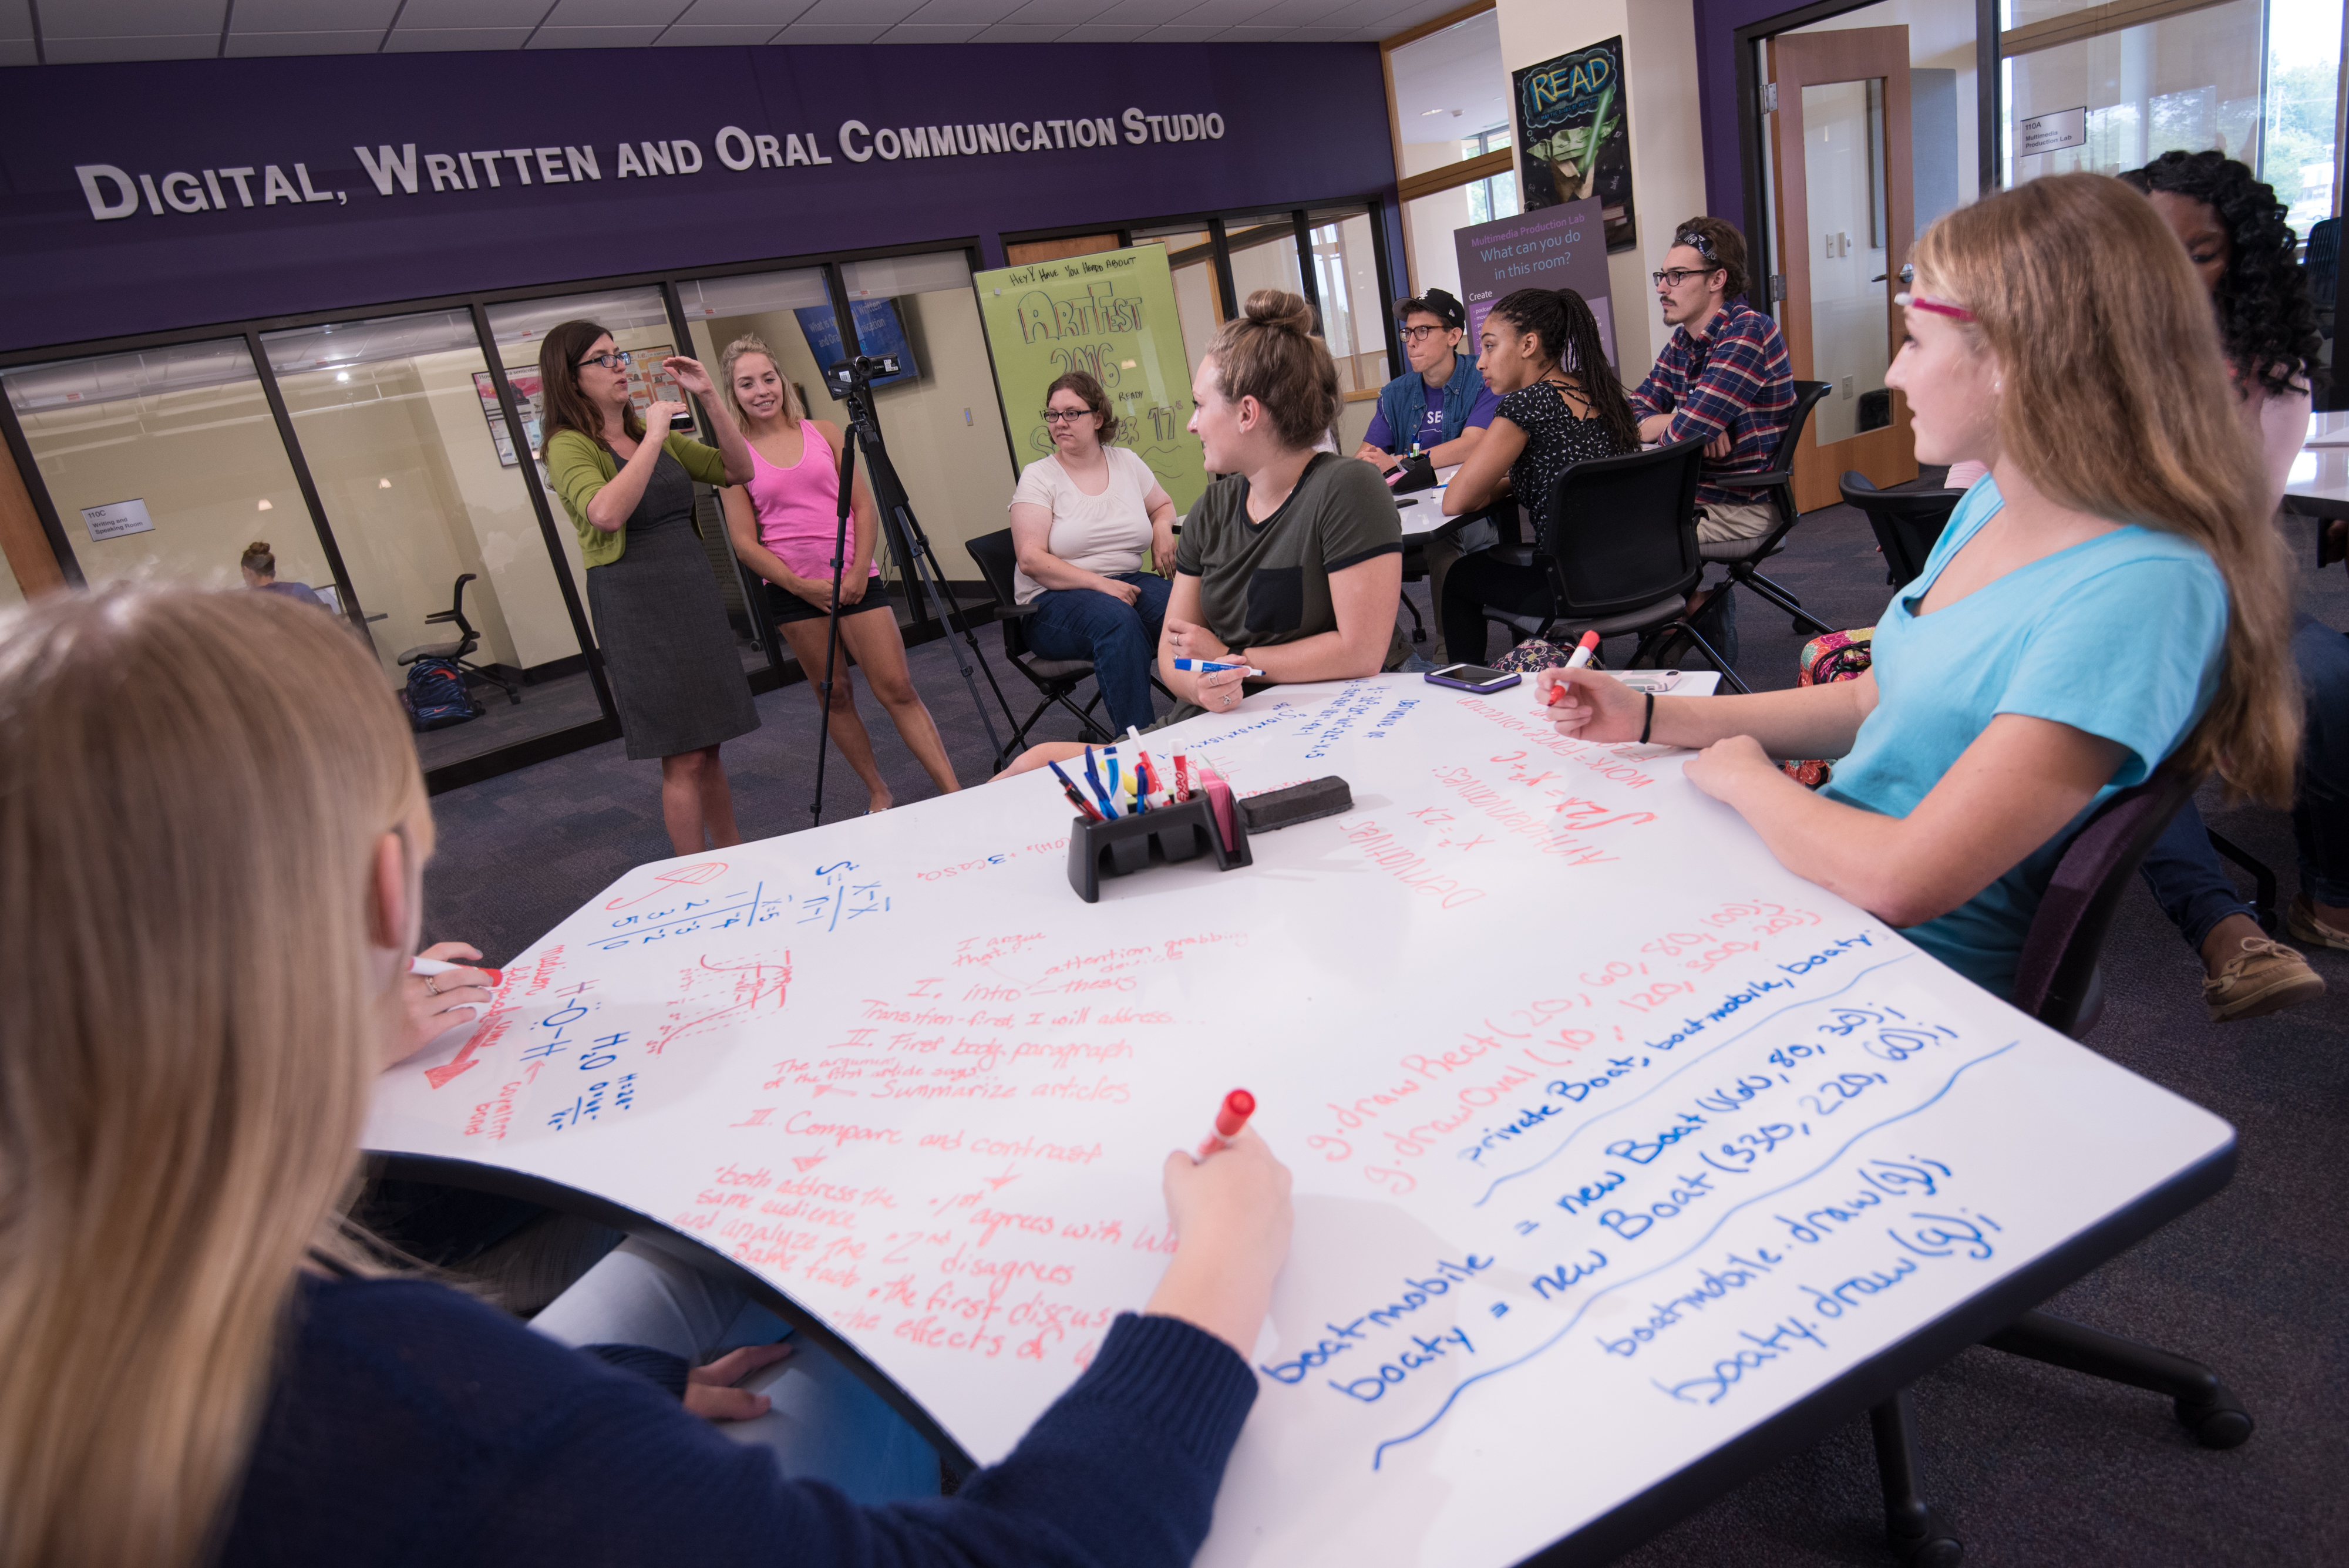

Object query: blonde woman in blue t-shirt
[1537,174,2300,999]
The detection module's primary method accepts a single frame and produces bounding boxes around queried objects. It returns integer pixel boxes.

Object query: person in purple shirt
[1354,287,1502,657]
[239,539,328,609]
[0,585,1297,1568]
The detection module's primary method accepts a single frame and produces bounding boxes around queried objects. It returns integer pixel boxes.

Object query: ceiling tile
[0,0,29,39]
[877,22,986,41]
[1285,23,1379,39]
[224,29,385,54]
[793,0,924,21]
[671,0,812,21]
[540,0,691,23]
[1140,24,1224,41]
[0,38,35,62]
[524,24,669,46]
[1163,0,1275,23]
[967,22,1069,41]
[42,33,220,59]
[381,25,537,49]
[231,0,399,28]
[1087,0,1190,22]
[1050,22,1149,39]
[900,0,1021,22]
[36,0,224,38]
[1001,0,1108,23]
[769,21,887,42]
[652,22,780,43]
[391,0,556,25]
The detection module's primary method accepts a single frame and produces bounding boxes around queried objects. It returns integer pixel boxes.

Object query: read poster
[972,245,1209,514]
[1513,35,1638,254]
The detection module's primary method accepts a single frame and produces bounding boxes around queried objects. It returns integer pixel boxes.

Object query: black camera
[823,354,903,399]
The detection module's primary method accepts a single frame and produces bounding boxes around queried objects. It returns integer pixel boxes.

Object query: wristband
[1639,692,1655,745]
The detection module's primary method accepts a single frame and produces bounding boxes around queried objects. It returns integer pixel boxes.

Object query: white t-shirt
[1008,446,1158,604]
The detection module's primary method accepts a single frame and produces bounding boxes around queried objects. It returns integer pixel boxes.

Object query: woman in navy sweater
[0,586,1293,1568]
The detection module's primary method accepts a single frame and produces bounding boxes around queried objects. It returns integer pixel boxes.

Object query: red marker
[412,954,503,987]
[1199,1088,1256,1157]
[1544,631,1603,705]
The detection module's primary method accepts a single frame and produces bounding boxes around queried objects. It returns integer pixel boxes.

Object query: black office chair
[964,530,1118,762]
[1860,765,2252,1566]
[1838,470,1966,587]
[1398,537,1429,644]
[1478,437,1749,692]
[396,573,520,706]
[1700,378,1836,635]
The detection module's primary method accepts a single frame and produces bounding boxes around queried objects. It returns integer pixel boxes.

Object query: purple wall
[1692,0,1810,235]
[0,42,1396,355]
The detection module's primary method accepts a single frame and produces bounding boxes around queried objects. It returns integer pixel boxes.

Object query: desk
[2281,411,2349,569]
[370,677,2232,1566]
[1394,463,1462,538]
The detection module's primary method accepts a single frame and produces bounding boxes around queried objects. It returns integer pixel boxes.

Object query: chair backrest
[2009,763,2201,1038]
[964,529,1035,658]
[436,573,480,657]
[1539,436,1707,620]
[2307,216,2340,314]
[1739,379,1835,537]
[1838,470,1965,585]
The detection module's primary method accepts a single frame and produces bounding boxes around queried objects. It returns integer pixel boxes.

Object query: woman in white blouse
[1009,371,1180,735]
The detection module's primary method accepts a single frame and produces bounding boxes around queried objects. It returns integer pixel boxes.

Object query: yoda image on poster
[1512,36,1637,253]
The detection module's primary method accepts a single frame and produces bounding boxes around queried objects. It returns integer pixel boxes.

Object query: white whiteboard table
[369,675,2234,1566]
[1393,463,1462,537]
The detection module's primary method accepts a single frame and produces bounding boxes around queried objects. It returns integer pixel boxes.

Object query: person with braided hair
[2112,150,2349,1020]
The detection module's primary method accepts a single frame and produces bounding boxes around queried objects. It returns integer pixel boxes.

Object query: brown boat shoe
[2203,936,2327,1022]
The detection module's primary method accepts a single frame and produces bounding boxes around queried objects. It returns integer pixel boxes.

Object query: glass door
[1767,25,1919,507]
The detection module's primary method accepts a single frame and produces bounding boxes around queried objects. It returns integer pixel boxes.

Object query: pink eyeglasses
[1893,290,1977,322]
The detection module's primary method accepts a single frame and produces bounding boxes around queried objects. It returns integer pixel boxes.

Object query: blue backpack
[403,657,483,731]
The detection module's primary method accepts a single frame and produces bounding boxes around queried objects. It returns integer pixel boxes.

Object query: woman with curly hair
[2112,151,2349,1021]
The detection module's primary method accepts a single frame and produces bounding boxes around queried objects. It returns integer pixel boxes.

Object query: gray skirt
[587,523,760,761]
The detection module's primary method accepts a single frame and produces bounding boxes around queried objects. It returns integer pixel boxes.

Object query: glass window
[838,251,1019,607]
[486,287,768,677]
[1224,214,1308,310]
[1404,187,1478,303]
[262,308,606,770]
[1309,214,1393,398]
[4,340,328,599]
[1389,8,1512,179]
[2265,0,2344,227]
[2005,1,2266,184]
[1131,225,1219,378]
[0,537,23,613]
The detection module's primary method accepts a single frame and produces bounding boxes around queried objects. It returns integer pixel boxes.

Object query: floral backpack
[1781,628,1873,788]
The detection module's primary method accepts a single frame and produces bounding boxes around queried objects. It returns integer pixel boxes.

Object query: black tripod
[806,356,1017,826]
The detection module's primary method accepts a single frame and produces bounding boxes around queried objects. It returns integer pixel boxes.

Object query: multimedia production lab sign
[72,109,1232,226]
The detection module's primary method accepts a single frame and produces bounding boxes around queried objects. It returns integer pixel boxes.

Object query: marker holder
[1066,797,1251,903]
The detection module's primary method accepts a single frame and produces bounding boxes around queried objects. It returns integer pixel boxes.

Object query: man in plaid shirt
[1628,216,1793,544]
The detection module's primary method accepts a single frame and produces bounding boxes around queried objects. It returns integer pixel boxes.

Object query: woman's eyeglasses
[1041,408,1093,424]
[577,349,634,371]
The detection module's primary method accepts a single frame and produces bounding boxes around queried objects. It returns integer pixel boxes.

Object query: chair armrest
[1489,544,1539,568]
[997,602,1040,619]
[1711,471,1791,490]
[424,610,458,624]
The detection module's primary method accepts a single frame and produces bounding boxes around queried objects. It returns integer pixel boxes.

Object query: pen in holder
[1066,796,1251,903]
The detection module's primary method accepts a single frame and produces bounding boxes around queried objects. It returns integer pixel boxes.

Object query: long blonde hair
[719,332,804,432]
[0,588,428,1567]
[1912,173,2301,804]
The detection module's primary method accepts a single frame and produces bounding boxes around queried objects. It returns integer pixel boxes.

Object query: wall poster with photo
[473,349,683,467]
[1512,36,1637,253]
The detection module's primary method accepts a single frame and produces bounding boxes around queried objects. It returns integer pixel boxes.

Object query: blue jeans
[2139,613,2349,947]
[1023,573,1172,736]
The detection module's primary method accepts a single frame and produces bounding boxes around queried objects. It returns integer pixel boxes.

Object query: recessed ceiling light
[257,499,272,510]
[378,477,392,489]
[335,371,349,382]
[1421,107,1445,116]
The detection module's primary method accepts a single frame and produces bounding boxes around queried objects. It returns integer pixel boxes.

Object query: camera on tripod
[824,354,903,399]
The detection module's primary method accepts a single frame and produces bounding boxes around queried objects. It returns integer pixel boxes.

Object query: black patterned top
[1496,380,1636,550]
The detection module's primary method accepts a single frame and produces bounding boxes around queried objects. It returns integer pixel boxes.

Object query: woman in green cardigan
[540,320,760,857]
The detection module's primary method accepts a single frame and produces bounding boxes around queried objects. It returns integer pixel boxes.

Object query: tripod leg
[1869,1391,1963,1565]
[807,437,860,827]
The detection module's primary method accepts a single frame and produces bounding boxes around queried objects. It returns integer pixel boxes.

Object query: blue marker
[1106,748,1122,812]
[1082,746,1117,819]
[1173,658,1266,677]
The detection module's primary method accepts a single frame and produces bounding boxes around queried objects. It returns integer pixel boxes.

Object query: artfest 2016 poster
[1513,35,1637,254]
[972,245,1209,515]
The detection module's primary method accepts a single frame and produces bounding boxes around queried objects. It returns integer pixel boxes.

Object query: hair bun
[246,541,271,554]
[1241,288,1315,336]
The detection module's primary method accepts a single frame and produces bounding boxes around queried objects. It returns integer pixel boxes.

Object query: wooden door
[1768,26,1918,511]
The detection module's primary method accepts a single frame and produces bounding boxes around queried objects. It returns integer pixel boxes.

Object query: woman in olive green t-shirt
[539,319,760,857]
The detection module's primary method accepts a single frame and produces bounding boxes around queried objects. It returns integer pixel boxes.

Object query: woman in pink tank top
[719,335,960,810]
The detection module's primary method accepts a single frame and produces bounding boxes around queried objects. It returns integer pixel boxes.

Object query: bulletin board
[973,245,1210,514]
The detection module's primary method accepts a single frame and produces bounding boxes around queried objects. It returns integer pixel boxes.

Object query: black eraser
[1239,776,1352,833]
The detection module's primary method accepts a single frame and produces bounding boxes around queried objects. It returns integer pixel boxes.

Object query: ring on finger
[424,977,440,996]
